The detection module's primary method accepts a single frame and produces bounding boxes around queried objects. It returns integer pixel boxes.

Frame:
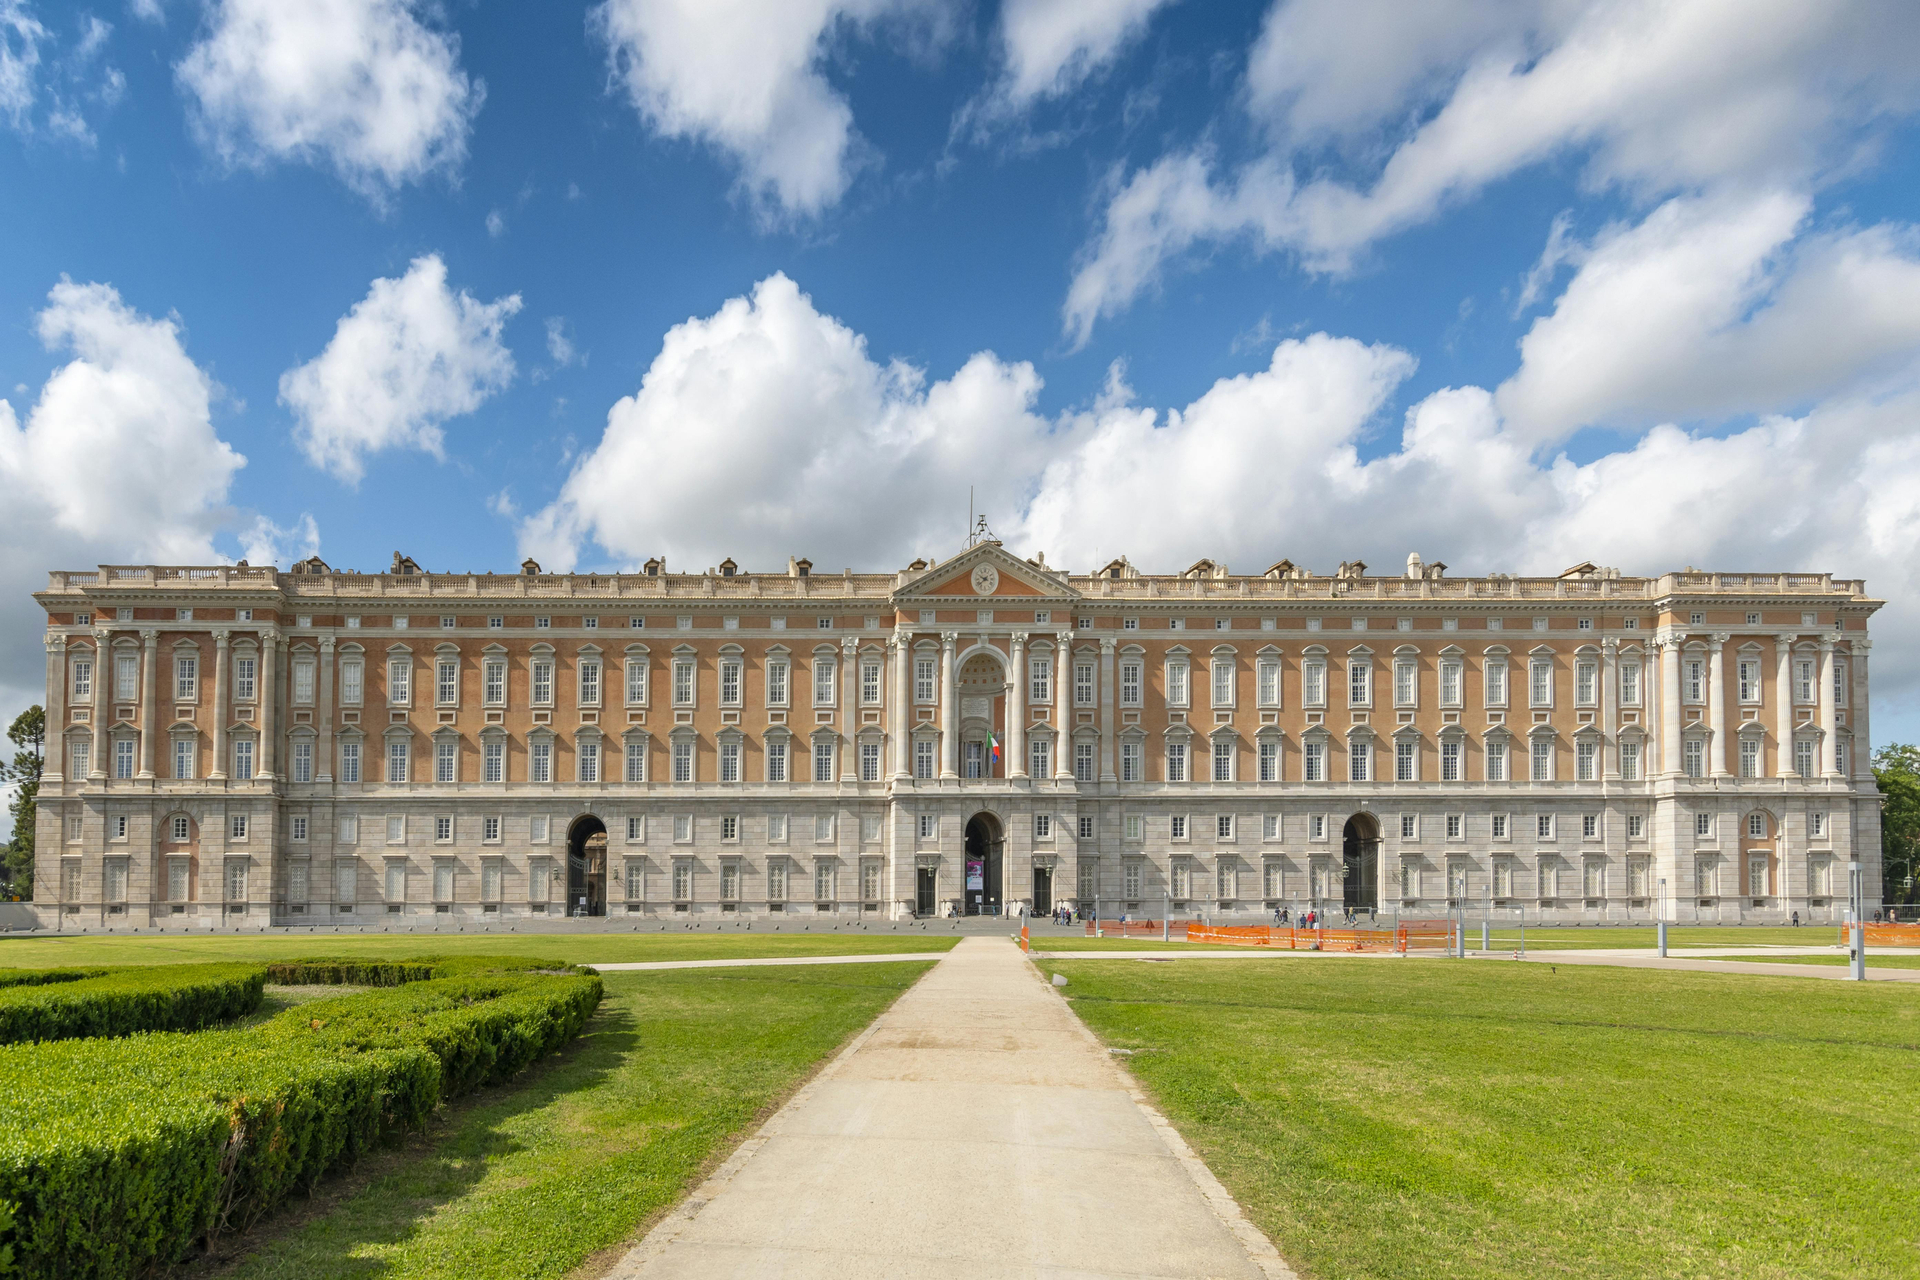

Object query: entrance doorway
[916,866,937,916]
[1342,814,1380,914]
[567,816,608,917]
[1032,866,1052,915]
[963,813,1003,915]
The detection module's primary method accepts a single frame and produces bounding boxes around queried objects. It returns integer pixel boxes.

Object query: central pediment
[895,542,1080,603]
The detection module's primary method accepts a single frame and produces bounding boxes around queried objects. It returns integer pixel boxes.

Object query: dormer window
[719,558,737,578]
[1108,566,1121,579]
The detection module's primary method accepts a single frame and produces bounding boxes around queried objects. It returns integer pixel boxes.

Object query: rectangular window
[1166,663,1189,708]
[919,813,937,839]
[814,813,835,843]
[1739,738,1760,778]
[387,740,409,782]
[341,741,361,783]
[1211,738,1232,781]
[435,739,456,783]
[1737,659,1759,702]
[814,740,835,782]
[1304,740,1324,782]
[1212,661,1234,707]
[115,653,138,701]
[388,814,406,844]
[1078,815,1096,840]
[1079,860,1097,899]
[1401,813,1417,840]
[1263,860,1283,897]
[69,740,91,778]
[721,861,740,900]
[1696,812,1714,838]
[1258,739,1279,782]
[1810,811,1827,838]
[761,659,786,707]
[1348,661,1370,707]
[1031,657,1052,703]
[1794,739,1814,778]
[673,659,695,706]
[767,859,787,901]
[623,816,643,843]
[1394,661,1415,707]
[1120,661,1142,707]
[1530,659,1552,707]
[673,814,691,842]
[625,739,646,782]
[1485,660,1507,707]
[1486,741,1507,782]
[434,816,453,844]
[176,655,198,701]
[1030,738,1052,778]
[388,659,410,706]
[1537,814,1554,839]
[1576,739,1596,781]
[172,737,195,779]
[1075,741,1095,781]
[284,658,315,706]
[482,659,505,705]
[1303,660,1325,707]
[530,659,552,705]
[1683,739,1704,778]
[813,861,836,902]
[1076,662,1096,707]
[1491,813,1508,839]
[915,658,936,703]
[1257,660,1279,707]
[1263,813,1281,840]
[1035,813,1053,840]
[1446,813,1463,839]
[860,741,881,782]
[1171,815,1187,840]
[625,658,648,705]
[1619,740,1640,781]
[114,738,134,778]
[1531,739,1552,781]
[1440,661,1461,707]
[813,659,836,707]
[1440,739,1461,782]
[1620,662,1640,705]
[1395,740,1415,782]
[231,740,253,780]
[719,658,741,706]
[1166,742,1187,783]
[914,740,934,779]
[1575,661,1596,707]
[1685,659,1705,703]
[579,740,600,783]
[484,739,504,783]
[1121,741,1143,782]
[531,739,552,783]
[1349,740,1370,782]
[340,660,364,706]
[580,660,601,706]
[292,740,313,783]
[673,861,693,901]
[863,660,883,705]
[1628,814,1645,838]
[1581,813,1598,839]
[672,739,694,783]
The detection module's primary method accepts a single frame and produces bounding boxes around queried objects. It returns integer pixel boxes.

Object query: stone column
[1008,633,1028,778]
[210,629,231,780]
[1099,638,1117,783]
[841,637,859,781]
[318,637,336,784]
[1600,638,1619,781]
[1055,635,1075,779]
[1659,633,1682,778]
[137,629,159,779]
[939,632,958,779]
[91,629,111,780]
[1849,637,1872,782]
[259,631,280,780]
[1774,637,1795,778]
[890,632,910,778]
[1817,637,1839,778]
[1707,634,1730,778]
[43,635,66,783]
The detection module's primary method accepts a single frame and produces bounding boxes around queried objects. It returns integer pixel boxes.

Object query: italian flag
[988,730,1001,765]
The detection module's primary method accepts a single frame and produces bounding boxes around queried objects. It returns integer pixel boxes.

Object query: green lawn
[192,961,934,1280]
[1053,956,1918,1280]
[1038,926,1839,954]
[1718,953,1920,969]
[0,929,956,969]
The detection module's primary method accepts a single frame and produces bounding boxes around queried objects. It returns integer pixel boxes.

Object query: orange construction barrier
[1839,922,1920,947]
[1184,922,1450,953]
[1084,920,1188,938]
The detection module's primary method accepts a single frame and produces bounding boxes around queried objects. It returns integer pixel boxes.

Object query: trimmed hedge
[262,953,563,987]
[0,964,266,1045]
[0,958,600,1278]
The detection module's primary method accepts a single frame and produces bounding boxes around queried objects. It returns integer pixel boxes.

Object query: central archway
[567,815,608,918]
[963,812,1004,915]
[1341,814,1380,914]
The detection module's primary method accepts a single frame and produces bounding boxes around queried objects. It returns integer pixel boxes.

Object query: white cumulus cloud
[993,0,1176,110]
[280,254,521,483]
[524,271,1920,711]
[1066,0,1920,343]
[177,0,483,200]
[590,0,941,220]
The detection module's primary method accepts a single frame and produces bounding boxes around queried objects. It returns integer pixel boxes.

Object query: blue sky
[4,0,1920,744]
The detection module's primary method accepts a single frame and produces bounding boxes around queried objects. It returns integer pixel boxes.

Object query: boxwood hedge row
[0,964,267,1045]
[0,958,601,1278]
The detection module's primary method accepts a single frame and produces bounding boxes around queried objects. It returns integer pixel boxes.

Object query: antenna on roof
[968,486,974,549]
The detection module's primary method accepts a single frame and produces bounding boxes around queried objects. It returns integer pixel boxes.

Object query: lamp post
[1848,860,1866,982]
[1657,877,1668,957]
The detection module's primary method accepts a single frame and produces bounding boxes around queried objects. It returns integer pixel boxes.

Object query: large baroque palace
[32,542,1884,928]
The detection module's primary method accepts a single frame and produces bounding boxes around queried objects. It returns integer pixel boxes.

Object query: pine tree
[2,706,45,899]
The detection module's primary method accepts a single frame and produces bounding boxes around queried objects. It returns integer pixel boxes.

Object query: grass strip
[1055,956,1919,1280]
[202,962,935,1280]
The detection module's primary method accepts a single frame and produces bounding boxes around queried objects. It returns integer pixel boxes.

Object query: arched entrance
[1341,814,1380,914]
[964,812,1004,915]
[956,650,1009,778]
[567,815,608,918]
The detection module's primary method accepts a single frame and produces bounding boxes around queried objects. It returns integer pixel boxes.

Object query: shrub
[261,953,565,987]
[0,964,266,1045]
[0,959,600,1277]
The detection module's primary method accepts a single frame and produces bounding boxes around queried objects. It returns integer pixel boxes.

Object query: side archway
[1342,813,1380,914]
[566,814,608,917]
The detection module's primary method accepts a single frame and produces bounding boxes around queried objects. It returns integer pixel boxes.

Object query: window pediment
[385,642,413,654]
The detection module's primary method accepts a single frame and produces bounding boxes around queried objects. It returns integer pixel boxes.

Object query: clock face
[971,565,999,595]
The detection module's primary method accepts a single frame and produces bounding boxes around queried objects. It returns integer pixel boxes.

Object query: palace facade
[32,543,1884,928]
